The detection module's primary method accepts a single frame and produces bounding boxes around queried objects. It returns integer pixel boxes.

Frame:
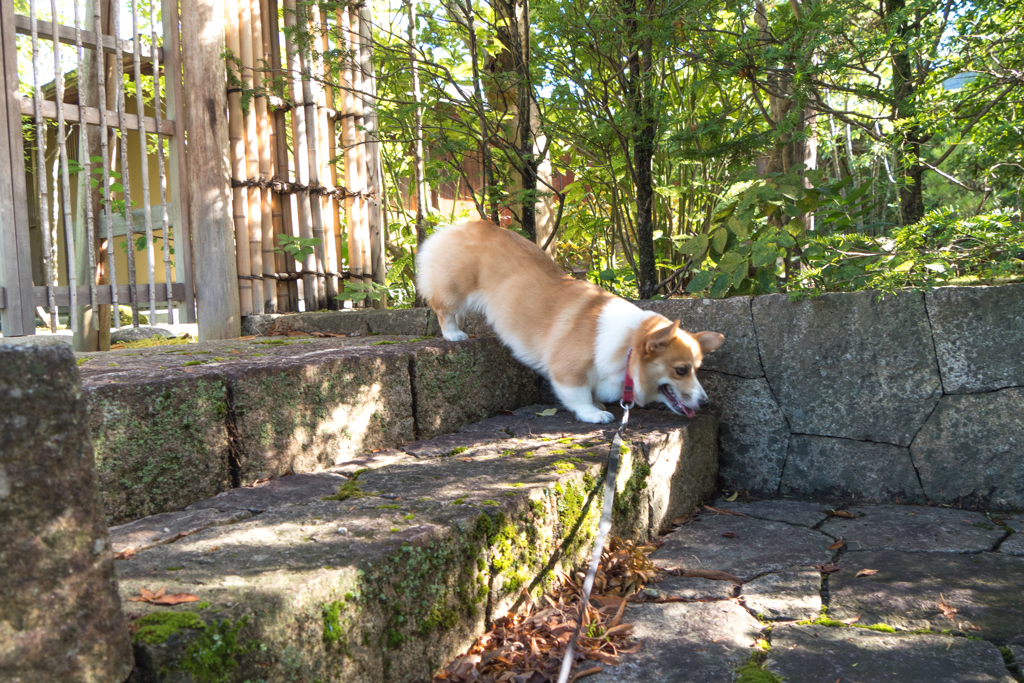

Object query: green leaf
[776,231,796,248]
[709,273,732,299]
[718,251,746,270]
[726,215,749,239]
[678,234,708,256]
[757,267,778,292]
[686,271,714,293]
[536,408,558,416]
[598,268,616,281]
[711,227,728,254]
[752,245,777,268]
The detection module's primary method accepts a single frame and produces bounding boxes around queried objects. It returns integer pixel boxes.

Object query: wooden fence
[0,0,383,346]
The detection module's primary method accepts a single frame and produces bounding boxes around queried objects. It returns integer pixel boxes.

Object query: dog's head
[635,320,724,418]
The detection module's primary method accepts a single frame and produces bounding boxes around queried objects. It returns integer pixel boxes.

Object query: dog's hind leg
[432,302,470,342]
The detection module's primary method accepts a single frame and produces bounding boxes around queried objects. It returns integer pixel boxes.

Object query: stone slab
[1007,644,1024,668]
[413,337,540,439]
[645,575,735,601]
[820,505,1008,553]
[635,296,763,379]
[767,623,1014,683]
[110,325,176,343]
[1001,532,1024,557]
[912,389,1024,509]
[109,507,254,555]
[580,602,762,683]
[243,308,434,337]
[712,498,830,528]
[0,346,134,683]
[223,344,416,482]
[653,513,835,582]
[752,290,942,446]
[926,284,1024,393]
[828,550,1024,642]
[741,569,822,621]
[781,434,926,503]
[700,372,790,494]
[115,404,718,682]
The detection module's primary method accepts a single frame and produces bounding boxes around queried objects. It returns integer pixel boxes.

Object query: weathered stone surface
[581,602,762,683]
[109,507,254,555]
[767,623,1014,683]
[110,325,175,343]
[0,333,73,346]
[244,308,435,337]
[646,574,735,601]
[926,284,1024,393]
[414,338,540,439]
[225,345,416,482]
[820,505,1006,552]
[912,389,1024,509]
[85,374,232,525]
[713,498,829,528]
[700,372,789,493]
[999,517,1024,556]
[654,513,835,581]
[780,435,926,503]
[635,297,763,378]
[117,404,716,682]
[752,290,942,446]
[0,346,133,683]
[425,310,495,338]
[741,569,821,620]
[828,550,1024,642]
[1007,644,1024,668]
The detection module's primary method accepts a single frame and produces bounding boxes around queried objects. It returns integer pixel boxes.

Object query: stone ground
[585,498,1024,683]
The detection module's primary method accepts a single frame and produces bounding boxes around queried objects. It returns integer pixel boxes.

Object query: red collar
[622,348,635,406]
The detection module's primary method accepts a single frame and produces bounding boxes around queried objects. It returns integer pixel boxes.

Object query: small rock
[336,527,348,535]
[109,325,174,343]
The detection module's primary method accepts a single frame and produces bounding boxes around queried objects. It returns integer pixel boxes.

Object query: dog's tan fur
[418,220,724,422]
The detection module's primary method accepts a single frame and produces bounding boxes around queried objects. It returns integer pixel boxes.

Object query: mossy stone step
[113,406,717,683]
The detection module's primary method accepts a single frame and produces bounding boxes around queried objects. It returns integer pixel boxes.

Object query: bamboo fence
[223,0,383,314]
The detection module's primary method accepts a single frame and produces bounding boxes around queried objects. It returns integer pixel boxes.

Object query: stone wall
[638,283,1024,509]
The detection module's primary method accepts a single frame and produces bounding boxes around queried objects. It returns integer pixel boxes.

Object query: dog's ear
[693,331,725,355]
[643,320,680,355]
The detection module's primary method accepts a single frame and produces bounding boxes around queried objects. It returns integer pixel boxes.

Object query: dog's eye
[675,365,690,377]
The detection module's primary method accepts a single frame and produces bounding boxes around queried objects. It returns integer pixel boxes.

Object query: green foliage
[334,280,389,304]
[274,234,321,263]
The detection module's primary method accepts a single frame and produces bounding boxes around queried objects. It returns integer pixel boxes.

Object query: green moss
[324,469,368,502]
[390,527,400,532]
[481,500,499,506]
[251,339,293,346]
[553,460,577,473]
[116,336,189,349]
[797,615,897,633]
[133,611,204,644]
[735,651,781,683]
[179,617,251,683]
[372,340,398,345]
[452,496,468,505]
[403,513,416,520]
[613,455,651,522]
[375,503,401,510]
[551,449,567,455]
[446,446,469,457]
[501,450,515,457]
[182,360,206,366]
[76,357,91,366]
[166,565,185,571]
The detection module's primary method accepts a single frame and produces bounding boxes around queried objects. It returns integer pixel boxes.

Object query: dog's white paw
[442,330,469,342]
[576,408,615,424]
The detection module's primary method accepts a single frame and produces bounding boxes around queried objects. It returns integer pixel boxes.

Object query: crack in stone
[222,380,243,489]
[408,353,420,441]
[921,290,948,394]
[747,298,793,497]
[787,431,908,449]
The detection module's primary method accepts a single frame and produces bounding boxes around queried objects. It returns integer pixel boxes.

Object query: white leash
[556,350,635,683]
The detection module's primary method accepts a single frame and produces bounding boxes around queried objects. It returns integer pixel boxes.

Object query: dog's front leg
[551,382,614,424]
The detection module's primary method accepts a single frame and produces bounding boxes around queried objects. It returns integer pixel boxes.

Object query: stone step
[582,499,1024,683]
[77,333,538,526]
[111,406,718,683]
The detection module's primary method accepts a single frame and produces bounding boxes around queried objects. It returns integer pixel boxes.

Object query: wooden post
[225,0,253,316]
[181,0,241,339]
[252,0,275,313]
[339,7,362,297]
[313,2,338,306]
[359,0,385,308]
[0,0,34,336]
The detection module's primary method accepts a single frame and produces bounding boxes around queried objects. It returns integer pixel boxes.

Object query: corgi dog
[416,221,724,424]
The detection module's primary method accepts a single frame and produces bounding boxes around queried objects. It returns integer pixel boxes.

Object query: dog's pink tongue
[681,405,695,419]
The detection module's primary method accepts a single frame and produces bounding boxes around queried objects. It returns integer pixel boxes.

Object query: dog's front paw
[576,408,615,424]
[442,330,470,342]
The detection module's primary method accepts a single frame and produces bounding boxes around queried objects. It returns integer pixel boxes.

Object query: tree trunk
[407,0,429,307]
[886,0,925,225]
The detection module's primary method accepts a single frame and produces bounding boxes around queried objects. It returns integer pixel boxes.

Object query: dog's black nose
[698,396,709,408]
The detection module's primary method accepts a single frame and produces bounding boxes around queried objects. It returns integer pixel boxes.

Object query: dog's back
[416,221,611,374]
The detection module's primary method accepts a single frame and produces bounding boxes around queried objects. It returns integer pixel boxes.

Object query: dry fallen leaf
[679,569,744,585]
[855,568,879,578]
[828,538,845,550]
[499,410,516,416]
[938,594,958,622]
[237,335,255,340]
[830,509,856,519]
[722,532,738,539]
[114,548,136,561]
[724,491,739,502]
[703,506,748,517]
[838,615,860,624]
[536,408,558,416]
[128,586,199,605]
[813,562,842,574]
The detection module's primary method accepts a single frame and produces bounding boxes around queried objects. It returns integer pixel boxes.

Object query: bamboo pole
[266,0,295,311]
[226,0,253,315]
[313,2,338,306]
[359,0,385,307]
[51,0,77,332]
[94,0,116,339]
[282,0,318,310]
[29,0,56,331]
[72,0,98,343]
[130,0,156,322]
[112,0,140,326]
[239,0,263,313]
[298,0,326,309]
[150,0,173,321]
[339,7,362,292]
[351,7,370,290]
[252,0,275,312]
